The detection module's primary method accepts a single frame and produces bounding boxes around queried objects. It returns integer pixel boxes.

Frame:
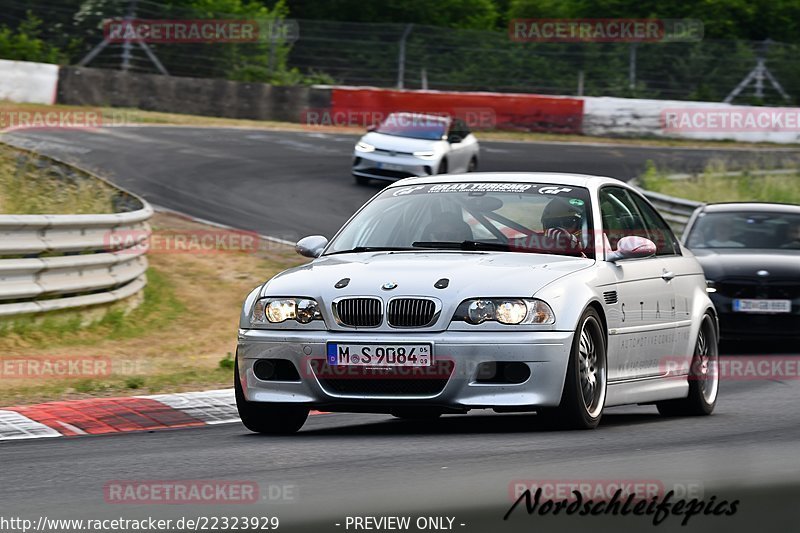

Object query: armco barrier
[0,59,58,105]
[637,188,703,235]
[0,143,152,318]
[328,87,584,133]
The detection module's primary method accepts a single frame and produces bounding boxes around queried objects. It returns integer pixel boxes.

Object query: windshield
[374,113,448,140]
[686,211,800,250]
[326,182,595,258]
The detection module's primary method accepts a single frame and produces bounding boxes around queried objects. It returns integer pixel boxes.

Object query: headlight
[252,298,322,325]
[355,141,375,153]
[413,150,436,158]
[454,298,555,325]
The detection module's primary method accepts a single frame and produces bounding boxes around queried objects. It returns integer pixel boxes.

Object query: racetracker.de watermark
[103,19,299,43]
[0,108,132,133]
[0,356,147,379]
[509,19,703,42]
[105,229,266,254]
[661,355,800,381]
[662,108,800,132]
[103,481,296,504]
[300,108,497,130]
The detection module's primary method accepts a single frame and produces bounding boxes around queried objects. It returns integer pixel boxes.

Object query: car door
[599,186,677,382]
[628,190,700,360]
[445,119,471,172]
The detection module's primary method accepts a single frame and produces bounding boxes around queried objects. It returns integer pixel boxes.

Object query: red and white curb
[0,389,254,441]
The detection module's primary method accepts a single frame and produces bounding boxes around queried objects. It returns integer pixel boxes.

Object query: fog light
[253,360,276,380]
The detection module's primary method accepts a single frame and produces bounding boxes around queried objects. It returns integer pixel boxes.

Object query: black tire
[538,308,607,429]
[437,159,448,174]
[656,313,719,416]
[234,357,309,434]
[467,157,478,172]
[391,408,443,420]
[354,175,370,186]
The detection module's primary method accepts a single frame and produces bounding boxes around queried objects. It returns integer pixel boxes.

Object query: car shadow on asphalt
[240,410,665,438]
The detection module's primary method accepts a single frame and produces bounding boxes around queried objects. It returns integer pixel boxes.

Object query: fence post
[397,24,414,89]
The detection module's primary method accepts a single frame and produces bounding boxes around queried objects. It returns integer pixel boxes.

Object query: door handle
[661,270,675,281]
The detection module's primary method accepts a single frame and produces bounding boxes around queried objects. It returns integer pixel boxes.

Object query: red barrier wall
[329,87,584,134]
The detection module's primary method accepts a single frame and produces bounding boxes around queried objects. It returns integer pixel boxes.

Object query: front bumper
[352,151,437,181]
[237,329,574,411]
[710,293,800,339]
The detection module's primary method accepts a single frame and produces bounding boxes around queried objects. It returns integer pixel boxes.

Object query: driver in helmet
[541,198,584,253]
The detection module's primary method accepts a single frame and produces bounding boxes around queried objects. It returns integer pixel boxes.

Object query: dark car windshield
[374,114,448,140]
[686,211,800,250]
[325,182,595,259]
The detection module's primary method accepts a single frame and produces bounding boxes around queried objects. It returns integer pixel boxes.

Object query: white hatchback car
[351,112,480,185]
[236,173,719,434]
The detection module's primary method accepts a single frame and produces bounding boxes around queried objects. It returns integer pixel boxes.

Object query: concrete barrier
[57,67,330,123]
[0,59,58,105]
[583,96,800,143]
[326,86,584,133]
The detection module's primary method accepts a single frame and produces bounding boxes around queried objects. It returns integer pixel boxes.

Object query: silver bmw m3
[236,173,719,433]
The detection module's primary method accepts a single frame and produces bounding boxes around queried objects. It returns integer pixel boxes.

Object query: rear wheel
[538,308,607,429]
[657,313,718,416]
[467,157,478,172]
[235,356,309,434]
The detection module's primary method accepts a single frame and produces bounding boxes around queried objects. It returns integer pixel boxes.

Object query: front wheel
[657,313,719,416]
[437,159,448,174]
[354,175,370,186]
[539,308,607,429]
[235,357,309,434]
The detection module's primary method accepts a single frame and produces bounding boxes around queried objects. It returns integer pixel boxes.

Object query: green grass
[640,161,800,204]
[0,143,117,214]
[0,267,182,344]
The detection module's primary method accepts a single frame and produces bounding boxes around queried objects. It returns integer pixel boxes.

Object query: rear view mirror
[607,236,656,261]
[295,235,328,258]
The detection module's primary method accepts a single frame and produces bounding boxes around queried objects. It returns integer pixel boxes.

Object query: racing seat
[421,211,473,242]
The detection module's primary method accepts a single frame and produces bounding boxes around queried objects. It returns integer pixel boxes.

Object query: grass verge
[0,212,306,406]
[0,142,117,214]
[640,162,800,203]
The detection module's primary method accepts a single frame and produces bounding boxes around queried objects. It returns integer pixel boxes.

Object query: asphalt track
[2,127,800,533]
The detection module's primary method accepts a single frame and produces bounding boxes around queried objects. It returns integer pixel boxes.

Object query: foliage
[0,12,64,63]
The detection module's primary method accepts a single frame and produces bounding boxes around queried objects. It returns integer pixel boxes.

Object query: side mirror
[448,133,463,143]
[607,236,656,262]
[295,235,328,258]
[366,124,377,132]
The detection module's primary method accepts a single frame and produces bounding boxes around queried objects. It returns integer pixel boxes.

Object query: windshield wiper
[412,240,510,251]
[325,246,415,256]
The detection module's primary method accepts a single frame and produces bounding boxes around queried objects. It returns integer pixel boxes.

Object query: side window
[449,119,468,140]
[629,192,678,255]
[599,187,650,250]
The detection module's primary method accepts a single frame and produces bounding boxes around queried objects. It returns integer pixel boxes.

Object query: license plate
[327,343,432,367]
[376,162,404,171]
[733,299,791,313]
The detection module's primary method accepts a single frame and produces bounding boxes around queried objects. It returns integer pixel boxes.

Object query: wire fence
[3,0,800,105]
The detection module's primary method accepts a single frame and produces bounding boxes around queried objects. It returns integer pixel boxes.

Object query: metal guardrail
[0,143,152,318]
[635,188,704,236]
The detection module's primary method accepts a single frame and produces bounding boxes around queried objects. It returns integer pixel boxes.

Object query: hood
[360,132,444,153]
[263,251,593,330]
[693,248,800,280]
